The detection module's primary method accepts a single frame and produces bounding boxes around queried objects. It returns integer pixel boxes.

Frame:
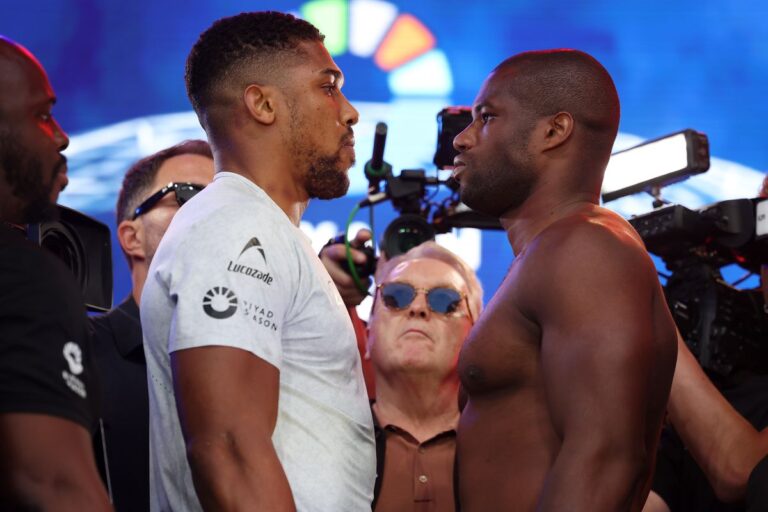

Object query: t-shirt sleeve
[0,247,96,430]
[156,215,296,370]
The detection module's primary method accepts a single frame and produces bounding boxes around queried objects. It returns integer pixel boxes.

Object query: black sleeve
[746,455,768,512]
[650,425,683,511]
[0,238,99,430]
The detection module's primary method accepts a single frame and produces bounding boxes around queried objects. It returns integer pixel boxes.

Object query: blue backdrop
[4,0,766,310]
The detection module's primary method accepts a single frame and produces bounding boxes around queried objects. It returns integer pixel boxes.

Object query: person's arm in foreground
[0,414,112,511]
[172,346,295,512]
[666,333,768,502]
[532,228,674,511]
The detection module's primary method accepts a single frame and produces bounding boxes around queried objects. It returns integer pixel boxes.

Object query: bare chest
[458,276,541,396]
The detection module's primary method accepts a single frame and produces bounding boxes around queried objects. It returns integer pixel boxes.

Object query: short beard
[0,129,60,223]
[286,100,352,200]
[460,123,537,218]
[304,153,351,199]
[460,162,536,218]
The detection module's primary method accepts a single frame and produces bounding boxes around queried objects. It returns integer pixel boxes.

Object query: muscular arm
[171,346,295,512]
[528,224,676,511]
[666,333,768,502]
[0,413,112,511]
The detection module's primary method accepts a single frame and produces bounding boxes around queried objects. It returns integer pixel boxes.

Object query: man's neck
[500,188,599,256]
[214,140,309,226]
[131,263,148,306]
[1,220,26,234]
[373,372,460,442]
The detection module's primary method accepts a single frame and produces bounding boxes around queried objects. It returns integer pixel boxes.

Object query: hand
[320,229,373,307]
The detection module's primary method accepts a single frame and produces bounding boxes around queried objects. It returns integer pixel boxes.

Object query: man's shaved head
[185,11,324,131]
[0,36,69,224]
[493,49,620,155]
[0,37,47,116]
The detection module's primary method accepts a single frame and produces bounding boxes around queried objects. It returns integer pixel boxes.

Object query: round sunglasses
[132,182,205,220]
[378,281,473,323]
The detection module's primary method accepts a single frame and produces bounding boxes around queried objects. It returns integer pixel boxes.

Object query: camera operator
[321,236,482,511]
[644,174,768,512]
[0,37,111,511]
[91,140,214,511]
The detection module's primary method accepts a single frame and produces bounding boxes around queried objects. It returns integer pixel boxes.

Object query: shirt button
[418,447,426,454]
[418,475,428,484]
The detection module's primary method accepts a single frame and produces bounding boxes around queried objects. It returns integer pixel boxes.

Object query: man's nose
[53,117,69,151]
[407,292,430,319]
[341,93,359,127]
[453,123,474,153]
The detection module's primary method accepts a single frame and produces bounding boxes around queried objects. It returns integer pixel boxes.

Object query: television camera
[352,119,767,377]
[602,130,768,377]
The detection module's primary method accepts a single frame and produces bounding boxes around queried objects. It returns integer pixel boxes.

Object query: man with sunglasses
[141,12,375,512]
[364,241,482,511]
[89,139,213,511]
[451,49,678,511]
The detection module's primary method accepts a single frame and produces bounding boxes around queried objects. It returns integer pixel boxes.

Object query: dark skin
[171,41,357,511]
[0,39,111,512]
[172,347,294,511]
[452,53,677,512]
[0,39,68,225]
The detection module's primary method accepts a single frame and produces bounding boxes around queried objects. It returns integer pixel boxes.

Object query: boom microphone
[363,122,392,194]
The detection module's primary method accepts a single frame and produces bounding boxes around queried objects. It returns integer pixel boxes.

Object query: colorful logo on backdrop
[298,0,453,97]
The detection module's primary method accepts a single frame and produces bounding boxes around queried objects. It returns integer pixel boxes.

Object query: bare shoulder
[525,206,652,275]
[513,206,660,315]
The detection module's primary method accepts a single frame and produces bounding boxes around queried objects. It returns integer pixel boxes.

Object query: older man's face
[137,153,214,264]
[368,258,473,379]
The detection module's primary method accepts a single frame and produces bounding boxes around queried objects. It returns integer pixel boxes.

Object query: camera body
[28,205,113,312]
[433,106,472,170]
[629,197,768,376]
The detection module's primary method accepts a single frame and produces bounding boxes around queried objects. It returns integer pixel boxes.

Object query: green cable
[344,203,374,295]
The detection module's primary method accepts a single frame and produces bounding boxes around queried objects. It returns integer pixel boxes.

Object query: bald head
[0,36,68,224]
[0,37,49,117]
[493,49,620,157]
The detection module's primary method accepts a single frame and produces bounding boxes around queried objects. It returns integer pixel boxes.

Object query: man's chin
[310,178,350,200]
[305,162,351,199]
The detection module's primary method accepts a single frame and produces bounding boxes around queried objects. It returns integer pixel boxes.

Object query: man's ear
[117,219,146,262]
[541,111,574,151]
[243,84,277,125]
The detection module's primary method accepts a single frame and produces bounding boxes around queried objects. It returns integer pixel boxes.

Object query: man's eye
[481,112,494,123]
[39,113,52,121]
[323,84,338,95]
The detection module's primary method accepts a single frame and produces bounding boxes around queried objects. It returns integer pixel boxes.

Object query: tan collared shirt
[373,407,458,512]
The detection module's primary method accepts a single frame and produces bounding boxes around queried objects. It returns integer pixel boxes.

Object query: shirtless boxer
[452,49,678,511]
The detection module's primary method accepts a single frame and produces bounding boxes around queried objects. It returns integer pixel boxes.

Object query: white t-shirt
[141,172,376,512]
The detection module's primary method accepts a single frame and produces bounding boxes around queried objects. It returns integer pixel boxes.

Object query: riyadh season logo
[203,286,239,319]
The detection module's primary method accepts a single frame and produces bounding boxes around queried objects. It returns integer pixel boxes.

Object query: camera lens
[382,214,435,257]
